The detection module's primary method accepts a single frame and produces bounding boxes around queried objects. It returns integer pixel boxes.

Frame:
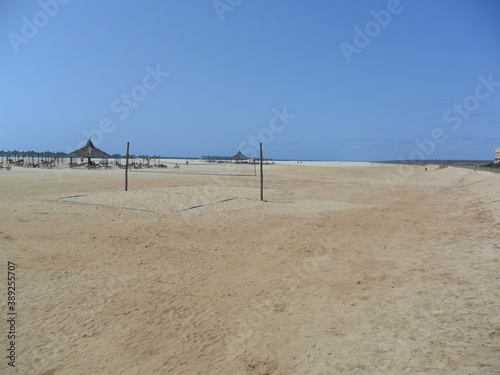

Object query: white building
[496,148,500,164]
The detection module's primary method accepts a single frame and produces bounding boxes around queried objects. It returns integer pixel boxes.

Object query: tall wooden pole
[260,143,264,201]
[125,142,130,191]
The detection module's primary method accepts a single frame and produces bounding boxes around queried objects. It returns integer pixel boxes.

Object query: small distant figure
[186,160,189,166]
[425,167,427,171]
[175,163,180,169]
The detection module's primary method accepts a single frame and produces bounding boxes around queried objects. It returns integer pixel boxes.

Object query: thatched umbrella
[41,151,50,163]
[232,151,248,159]
[232,150,249,163]
[138,155,146,166]
[54,151,67,165]
[48,151,57,165]
[6,150,15,163]
[68,138,110,166]
[24,151,34,166]
[110,153,122,164]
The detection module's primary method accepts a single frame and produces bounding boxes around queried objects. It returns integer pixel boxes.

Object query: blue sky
[1,0,499,161]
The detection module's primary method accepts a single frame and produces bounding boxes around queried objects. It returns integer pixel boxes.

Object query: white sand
[0,163,499,374]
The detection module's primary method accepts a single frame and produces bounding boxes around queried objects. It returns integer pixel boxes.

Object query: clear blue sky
[1,0,499,161]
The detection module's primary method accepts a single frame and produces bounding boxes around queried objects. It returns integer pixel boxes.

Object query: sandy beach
[0,162,498,374]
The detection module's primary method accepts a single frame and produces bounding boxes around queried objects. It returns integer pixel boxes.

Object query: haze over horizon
[1,0,499,161]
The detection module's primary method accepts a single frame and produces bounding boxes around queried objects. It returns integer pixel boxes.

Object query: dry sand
[0,162,499,374]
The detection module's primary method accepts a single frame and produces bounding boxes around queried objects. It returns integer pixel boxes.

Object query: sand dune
[0,163,498,374]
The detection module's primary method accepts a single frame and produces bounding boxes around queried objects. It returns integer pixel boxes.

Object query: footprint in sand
[0,232,14,240]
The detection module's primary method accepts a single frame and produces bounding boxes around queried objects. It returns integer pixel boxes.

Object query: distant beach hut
[495,148,500,164]
[231,150,249,163]
[138,155,149,166]
[25,151,35,165]
[68,138,110,166]
[41,151,51,163]
[54,151,67,166]
[202,151,250,163]
[110,153,122,164]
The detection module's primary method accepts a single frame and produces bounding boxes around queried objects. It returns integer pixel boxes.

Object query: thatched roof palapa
[232,151,249,160]
[68,139,110,159]
[203,151,251,162]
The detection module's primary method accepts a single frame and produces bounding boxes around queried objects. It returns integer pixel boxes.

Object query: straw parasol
[25,151,35,165]
[110,153,122,164]
[232,150,249,161]
[68,138,110,165]
[202,151,250,163]
[54,151,67,165]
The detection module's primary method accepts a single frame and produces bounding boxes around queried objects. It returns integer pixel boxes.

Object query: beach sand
[0,162,498,374]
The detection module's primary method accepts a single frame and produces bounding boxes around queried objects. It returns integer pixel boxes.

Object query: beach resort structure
[68,138,110,167]
[202,151,274,164]
[202,151,252,163]
[495,148,500,163]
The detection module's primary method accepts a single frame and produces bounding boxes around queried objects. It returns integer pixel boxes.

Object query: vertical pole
[125,142,130,191]
[260,143,264,201]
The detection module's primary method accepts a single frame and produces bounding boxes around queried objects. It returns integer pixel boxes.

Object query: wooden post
[260,143,264,201]
[125,142,130,191]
